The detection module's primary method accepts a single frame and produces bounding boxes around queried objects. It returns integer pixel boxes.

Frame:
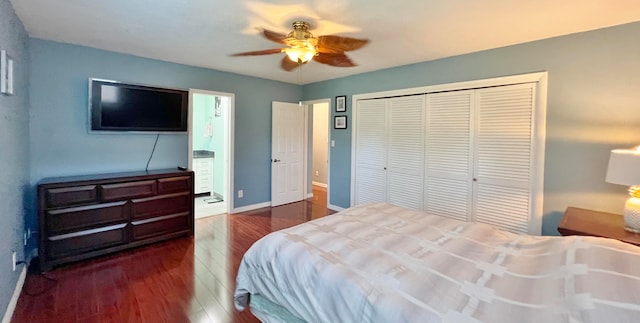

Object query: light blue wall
[303,21,640,235]
[211,100,226,197]
[192,93,214,151]
[192,93,226,198]
[0,0,29,317]
[28,39,301,234]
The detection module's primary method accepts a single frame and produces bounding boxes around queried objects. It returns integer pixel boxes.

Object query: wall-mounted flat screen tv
[89,78,188,133]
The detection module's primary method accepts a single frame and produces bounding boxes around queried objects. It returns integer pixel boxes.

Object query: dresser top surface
[38,168,192,186]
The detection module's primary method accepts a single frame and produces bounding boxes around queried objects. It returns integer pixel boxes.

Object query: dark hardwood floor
[12,186,333,323]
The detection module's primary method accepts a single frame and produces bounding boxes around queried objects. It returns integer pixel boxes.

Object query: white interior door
[271,101,305,206]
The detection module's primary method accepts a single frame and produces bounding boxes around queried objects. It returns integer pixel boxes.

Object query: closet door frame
[351,72,548,235]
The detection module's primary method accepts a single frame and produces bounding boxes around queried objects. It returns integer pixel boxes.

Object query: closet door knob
[272,159,281,163]
[473,178,477,182]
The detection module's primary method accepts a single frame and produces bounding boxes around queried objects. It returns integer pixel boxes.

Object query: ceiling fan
[231,21,369,71]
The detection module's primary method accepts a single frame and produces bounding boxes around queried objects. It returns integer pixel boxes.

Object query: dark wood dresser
[38,169,194,272]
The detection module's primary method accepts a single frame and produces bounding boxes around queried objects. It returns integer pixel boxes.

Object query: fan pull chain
[297,64,303,106]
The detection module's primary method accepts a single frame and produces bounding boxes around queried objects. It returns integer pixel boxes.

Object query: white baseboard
[231,201,271,214]
[231,201,345,214]
[312,181,328,188]
[328,204,345,212]
[2,265,27,323]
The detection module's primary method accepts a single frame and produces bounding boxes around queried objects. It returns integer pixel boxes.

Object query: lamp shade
[605,148,640,186]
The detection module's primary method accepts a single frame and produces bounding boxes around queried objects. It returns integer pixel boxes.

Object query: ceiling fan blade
[313,52,357,67]
[262,28,288,44]
[281,56,301,71]
[317,35,369,53]
[230,48,284,56]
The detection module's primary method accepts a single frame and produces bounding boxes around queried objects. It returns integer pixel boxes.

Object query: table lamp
[606,146,640,233]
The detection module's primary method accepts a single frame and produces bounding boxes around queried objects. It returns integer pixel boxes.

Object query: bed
[234,203,640,322]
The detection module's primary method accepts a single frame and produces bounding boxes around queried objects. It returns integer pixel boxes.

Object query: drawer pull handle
[131,212,189,225]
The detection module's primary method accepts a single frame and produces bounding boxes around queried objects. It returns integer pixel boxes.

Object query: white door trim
[351,72,548,101]
[188,89,235,212]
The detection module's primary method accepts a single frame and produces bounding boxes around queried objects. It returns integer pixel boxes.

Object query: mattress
[234,203,640,322]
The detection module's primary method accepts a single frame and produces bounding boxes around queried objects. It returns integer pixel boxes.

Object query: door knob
[272,159,281,163]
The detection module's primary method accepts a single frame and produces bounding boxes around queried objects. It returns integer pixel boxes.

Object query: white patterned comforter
[234,203,640,322]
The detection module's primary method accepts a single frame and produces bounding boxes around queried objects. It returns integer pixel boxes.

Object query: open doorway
[189,89,234,218]
[308,100,330,207]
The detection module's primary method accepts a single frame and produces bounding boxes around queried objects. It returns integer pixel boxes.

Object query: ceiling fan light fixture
[288,21,313,40]
[230,20,368,71]
[285,46,316,63]
[283,22,317,63]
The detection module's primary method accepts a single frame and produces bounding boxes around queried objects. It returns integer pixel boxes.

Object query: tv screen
[89,79,188,133]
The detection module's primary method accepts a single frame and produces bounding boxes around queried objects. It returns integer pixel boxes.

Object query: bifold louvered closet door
[425,83,537,234]
[354,82,539,234]
[472,83,537,233]
[353,99,387,204]
[354,96,425,209]
[424,90,474,222]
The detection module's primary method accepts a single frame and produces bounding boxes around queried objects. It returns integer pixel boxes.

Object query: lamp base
[623,197,640,234]
[624,226,640,234]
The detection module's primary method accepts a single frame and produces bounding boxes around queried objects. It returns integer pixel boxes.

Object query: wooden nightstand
[558,207,640,247]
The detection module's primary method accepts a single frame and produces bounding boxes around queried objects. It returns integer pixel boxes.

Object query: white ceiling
[10,0,640,85]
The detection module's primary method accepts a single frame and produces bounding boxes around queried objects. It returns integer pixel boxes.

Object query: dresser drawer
[131,212,190,241]
[101,180,157,201]
[45,185,98,207]
[131,192,191,220]
[46,223,128,259]
[46,201,127,234]
[158,176,192,194]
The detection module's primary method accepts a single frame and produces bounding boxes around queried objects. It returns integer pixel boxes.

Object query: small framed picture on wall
[335,95,346,112]
[334,115,347,129]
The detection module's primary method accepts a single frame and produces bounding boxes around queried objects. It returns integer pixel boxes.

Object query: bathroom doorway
[188,89,234,218]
